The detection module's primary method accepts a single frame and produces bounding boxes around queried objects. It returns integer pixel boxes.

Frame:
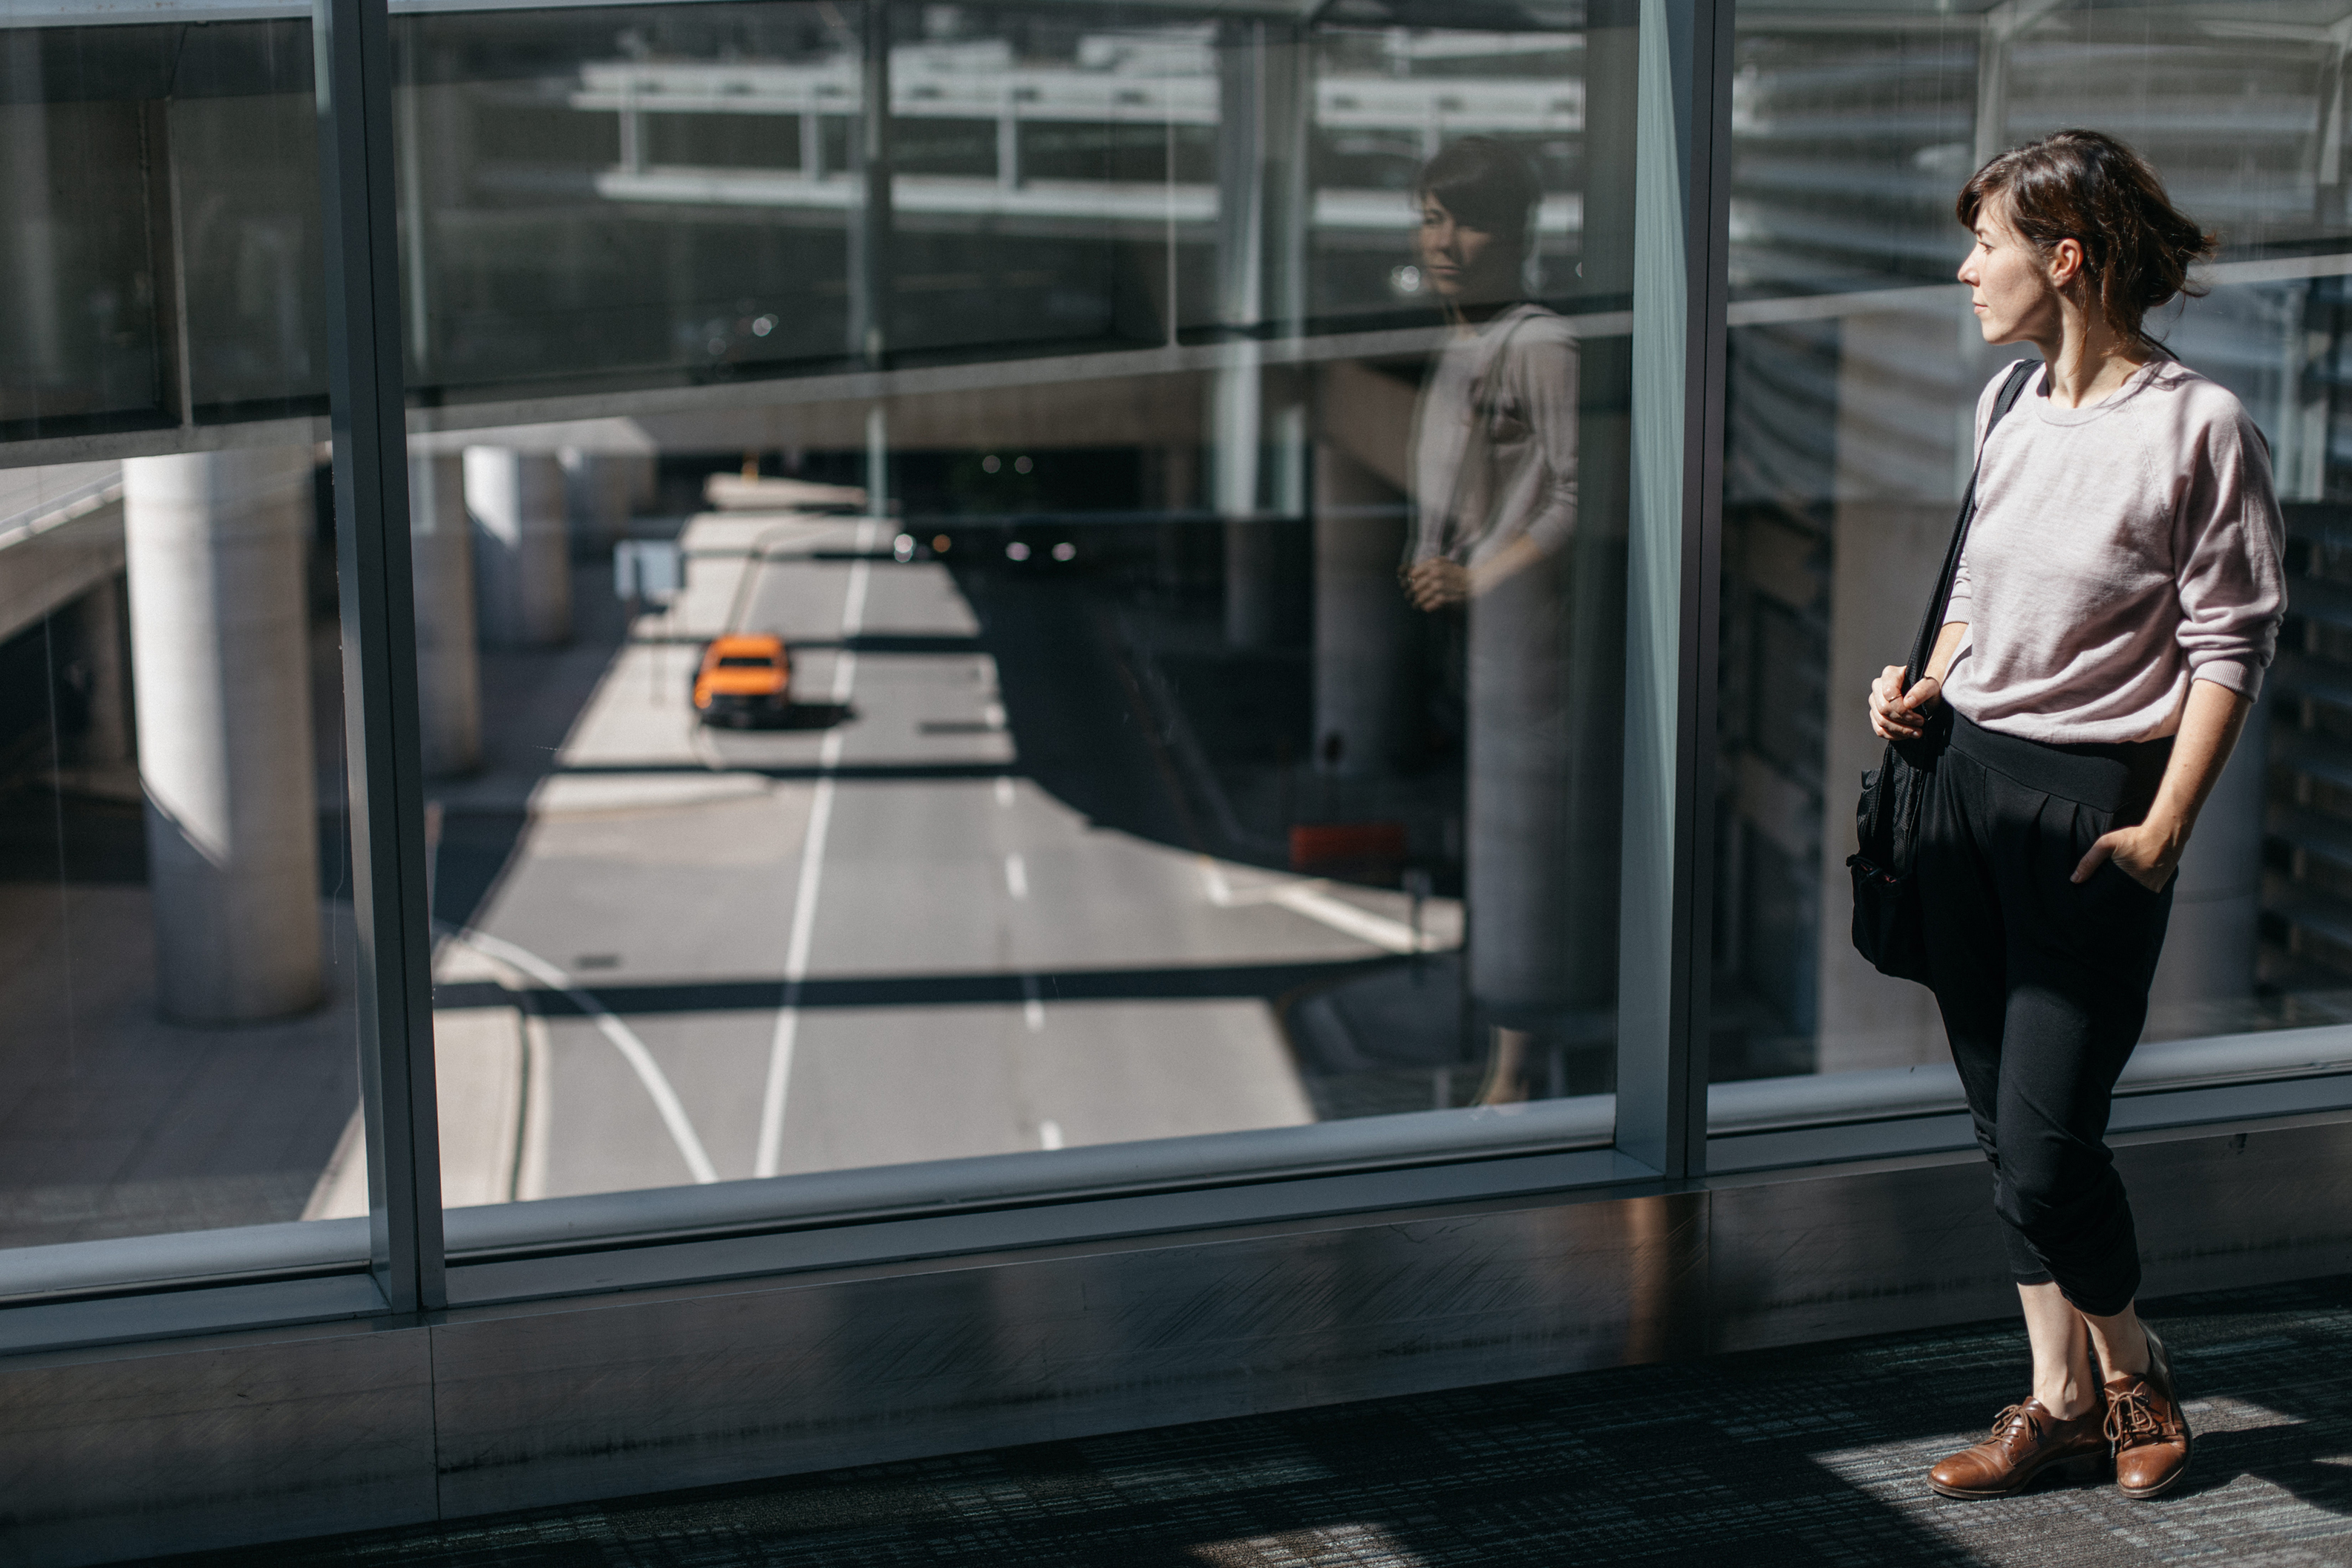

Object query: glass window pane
[405,3,1642,1217]
[1722,0,2341,1088]
[0,20,367,1262]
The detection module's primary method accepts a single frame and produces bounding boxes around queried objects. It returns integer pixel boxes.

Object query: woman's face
[1419,194,1519,304]
[1957,197,2066,347]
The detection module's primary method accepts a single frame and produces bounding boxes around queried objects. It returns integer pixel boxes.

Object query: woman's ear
[2049,236,2086,290]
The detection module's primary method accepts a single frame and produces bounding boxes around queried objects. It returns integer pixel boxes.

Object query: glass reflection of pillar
[2,35,66,397]
[1212,19,1308,649]
[1313,437,1414,780]
[852,4,895,514]
[410,453,482,779]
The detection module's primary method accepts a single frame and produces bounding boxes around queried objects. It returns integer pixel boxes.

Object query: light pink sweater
[1943,356,2286,745]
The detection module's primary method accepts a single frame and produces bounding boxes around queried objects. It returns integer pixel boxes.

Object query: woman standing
[1867,131,2284,1500]
[1400,138,1586,1103]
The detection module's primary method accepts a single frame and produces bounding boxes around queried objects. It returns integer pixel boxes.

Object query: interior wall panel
[427,1191,1703,1519]
[5,1116,2352,1566]
[0,1323,436,1567]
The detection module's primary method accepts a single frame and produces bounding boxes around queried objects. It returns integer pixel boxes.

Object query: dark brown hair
[1956,129,2215,344]
[1417,137,1541,253]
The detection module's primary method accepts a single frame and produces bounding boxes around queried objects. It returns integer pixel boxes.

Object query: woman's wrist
[2132,812,2189,867]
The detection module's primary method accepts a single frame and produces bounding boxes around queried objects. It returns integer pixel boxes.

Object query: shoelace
[2104,1385,2163,1446]
[1985,1403,2041,1445]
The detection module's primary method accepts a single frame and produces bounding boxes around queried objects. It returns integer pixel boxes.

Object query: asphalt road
[440,514,1437,1204]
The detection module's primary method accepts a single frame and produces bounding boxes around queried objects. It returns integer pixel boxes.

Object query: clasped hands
[1868,664,2175,893]
[1403,558,1471,610]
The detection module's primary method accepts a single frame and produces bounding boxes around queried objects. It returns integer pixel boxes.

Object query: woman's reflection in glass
[1403,138,1581,1105]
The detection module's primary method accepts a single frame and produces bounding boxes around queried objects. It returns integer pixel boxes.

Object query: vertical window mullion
[314,0,445,1313]
[1616,0,1734,1180]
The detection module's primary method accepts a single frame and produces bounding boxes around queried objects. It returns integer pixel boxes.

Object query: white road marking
[994,775,1015,808]
[451,927,719,1186]
[757,518,877,1179]
[1196,857,1440,956]
[1038,1119,1065,1150]
[1022,973,1045,1032]
[1004,852,1028,898]
[515,1009,554,1202]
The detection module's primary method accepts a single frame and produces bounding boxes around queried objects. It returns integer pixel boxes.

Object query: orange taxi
[693,633,792,726]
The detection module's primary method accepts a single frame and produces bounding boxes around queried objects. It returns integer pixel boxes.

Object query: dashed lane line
[755,517,878,1179]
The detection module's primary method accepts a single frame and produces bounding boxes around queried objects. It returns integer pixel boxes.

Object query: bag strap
[1905,359,2039,687]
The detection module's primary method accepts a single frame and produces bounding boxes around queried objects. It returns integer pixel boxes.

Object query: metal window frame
[1617,0,1734,1180]
[291,0,1736,1321]
[316,0,445,1316]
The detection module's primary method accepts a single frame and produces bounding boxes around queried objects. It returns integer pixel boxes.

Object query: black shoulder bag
[1848,359,2036,984]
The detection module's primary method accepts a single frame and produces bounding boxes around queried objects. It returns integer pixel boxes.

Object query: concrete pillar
[561,449,639,558]
[1144,442,1198,593]
[848,7,893,368]
[1313,443,1413,777]
[2149,687,2270,1013]
[626,451,659,512]
[866,404,889,518]
[1211,20,1307,649]
[466,447,572,647]
[123,446,322,1025]
[1215,347,1275,646]
[79,572,134,766]
[411,453,481,776]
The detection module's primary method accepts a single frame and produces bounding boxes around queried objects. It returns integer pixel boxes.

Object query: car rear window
[716,654,774,668]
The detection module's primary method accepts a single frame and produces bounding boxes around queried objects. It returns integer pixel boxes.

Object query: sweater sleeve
[1508,321,1580,556]
[2173,403,2287,699]
[1946,556,1973,624]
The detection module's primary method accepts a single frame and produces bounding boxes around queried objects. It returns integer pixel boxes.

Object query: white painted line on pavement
[515,1010,555,1202]
[1269,882,1432,954]
[756,517,877,1179]
[1004,852,1028,898]
[451,927,720,1186]
[1039,1119,1065,1150]
[1196,857,1440,955]
[994,775,1015,808]
[1022,973,1045,1032]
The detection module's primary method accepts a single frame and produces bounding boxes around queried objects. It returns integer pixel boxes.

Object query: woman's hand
[2068,682,2249,895]
[1868,664,1943,741]
[1405,558,1471,610]
[2073,820,2181,892]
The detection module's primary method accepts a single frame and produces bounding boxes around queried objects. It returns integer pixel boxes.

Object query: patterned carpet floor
[163,1273,2352,1567]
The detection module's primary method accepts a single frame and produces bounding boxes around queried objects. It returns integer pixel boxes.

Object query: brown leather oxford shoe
[2106,1326,2192,1500]
[1929,1397,2111,1498]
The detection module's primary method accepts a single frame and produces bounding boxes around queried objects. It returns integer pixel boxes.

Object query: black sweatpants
[1915,713,2175,1318]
